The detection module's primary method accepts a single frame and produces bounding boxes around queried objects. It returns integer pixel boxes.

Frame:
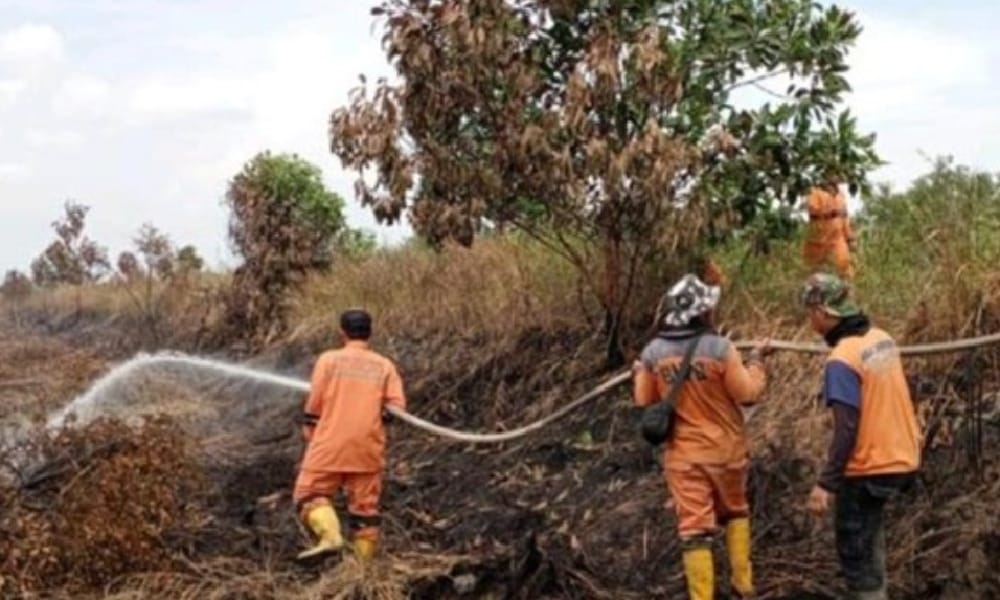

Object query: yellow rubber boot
[682,545,715,600]
[296,504,345,561]
[725,518,754,598]
[353,537,378,561]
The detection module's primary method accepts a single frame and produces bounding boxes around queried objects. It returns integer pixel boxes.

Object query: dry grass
[0,332,107,421]
[17,223,996,356]
[713,231,1000,345]
[1,273,229,349]
[290,237,590,343]
[10,273,223,316]
[3,238,590,351]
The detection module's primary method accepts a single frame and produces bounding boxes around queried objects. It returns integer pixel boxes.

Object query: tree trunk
[601,230,625,368]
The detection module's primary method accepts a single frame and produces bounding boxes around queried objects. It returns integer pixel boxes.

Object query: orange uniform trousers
[294,470,382,541]
[665,459,749,538]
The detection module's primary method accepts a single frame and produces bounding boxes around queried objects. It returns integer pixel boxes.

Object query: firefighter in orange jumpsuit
[293,309,406,562]
[633,275,771,600]
[803,175,857,279]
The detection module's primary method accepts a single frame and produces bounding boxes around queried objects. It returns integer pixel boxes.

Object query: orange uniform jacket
[804,186,855,277]
[301,341,406,474]
[805,186,853,246]
[827,328,921,476]
[634,332,767,465]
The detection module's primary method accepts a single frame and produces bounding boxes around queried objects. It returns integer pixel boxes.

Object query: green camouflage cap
[800,272,861,317]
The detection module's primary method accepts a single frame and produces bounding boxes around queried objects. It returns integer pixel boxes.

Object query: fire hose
[53,331,1000,444]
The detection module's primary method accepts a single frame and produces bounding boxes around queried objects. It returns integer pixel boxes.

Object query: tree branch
[750,81,793,100]
[508,216,600,302]
[724,68,791,93]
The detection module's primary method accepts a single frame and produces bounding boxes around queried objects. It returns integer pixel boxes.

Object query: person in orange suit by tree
[803,173,857,279]
[293,309,406,563]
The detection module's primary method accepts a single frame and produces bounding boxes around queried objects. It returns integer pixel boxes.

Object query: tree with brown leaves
[30,202,109,286]
[331,0,881,364]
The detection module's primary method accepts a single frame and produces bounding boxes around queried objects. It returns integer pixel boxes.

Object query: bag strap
[661,332,704,408]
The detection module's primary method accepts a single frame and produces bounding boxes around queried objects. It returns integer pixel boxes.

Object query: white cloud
[848,14,990,118]
[0,163,30,181]
[25,129,84,150]
[0,79,25,106]
[248,32,351,146]
[51,74,112,117]
[838,11,999,190]
[128,77,252,117]
[0,24,64,68]
[730,11,997,192]
[110,23,398,256]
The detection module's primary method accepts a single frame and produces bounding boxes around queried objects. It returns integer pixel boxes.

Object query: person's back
[801,274,919,600]
[293,309,405,563]
[632,274,770,600]
[806,186,849,245]
[827,327,920,478]
[304,343,404,473]
[638,330,765,466]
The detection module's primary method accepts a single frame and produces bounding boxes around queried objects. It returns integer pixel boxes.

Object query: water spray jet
[45,351,629,443]
[45,331,1000,442]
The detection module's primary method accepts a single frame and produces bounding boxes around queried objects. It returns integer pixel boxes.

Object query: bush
[853,158,1000,327]
[0,418,205,595]
[221,151,368,346]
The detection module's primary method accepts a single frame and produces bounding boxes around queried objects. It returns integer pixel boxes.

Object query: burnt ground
[3,319,1000,599]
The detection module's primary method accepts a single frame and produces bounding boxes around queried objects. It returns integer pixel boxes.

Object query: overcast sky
[2,1,999,272]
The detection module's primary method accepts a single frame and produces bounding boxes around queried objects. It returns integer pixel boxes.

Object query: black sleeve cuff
[816,476,841,494]
[818,402,860,495]
[298,412,320,426]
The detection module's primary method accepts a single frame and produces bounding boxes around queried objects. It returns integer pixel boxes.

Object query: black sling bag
[640,333,703,445]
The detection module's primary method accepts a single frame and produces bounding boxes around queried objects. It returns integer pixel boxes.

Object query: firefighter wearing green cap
[801,273,921,600]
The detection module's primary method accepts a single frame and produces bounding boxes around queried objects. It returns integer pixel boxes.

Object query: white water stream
[46,352,311,429]
[44,351,633,443]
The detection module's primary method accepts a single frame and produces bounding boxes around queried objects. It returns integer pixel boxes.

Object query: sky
[1,1,999,272]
